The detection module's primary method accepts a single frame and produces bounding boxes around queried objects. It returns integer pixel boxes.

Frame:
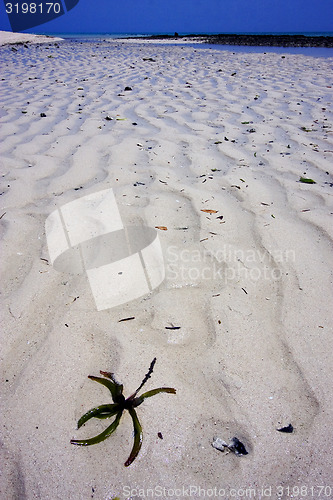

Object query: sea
[43,31,333,57]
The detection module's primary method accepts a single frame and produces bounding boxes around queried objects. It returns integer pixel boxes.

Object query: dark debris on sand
[129,33,333,48]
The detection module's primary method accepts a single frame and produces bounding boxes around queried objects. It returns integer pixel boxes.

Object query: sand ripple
[1,41,333,498]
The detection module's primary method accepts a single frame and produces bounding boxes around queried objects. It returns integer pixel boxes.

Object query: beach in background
[1,31,333,499]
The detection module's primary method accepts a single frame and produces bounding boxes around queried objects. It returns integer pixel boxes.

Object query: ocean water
[47,31,333,37]
[44,32,333,58]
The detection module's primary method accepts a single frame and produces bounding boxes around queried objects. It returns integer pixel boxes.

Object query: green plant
[70,358,176,466]
[299,176,316,184]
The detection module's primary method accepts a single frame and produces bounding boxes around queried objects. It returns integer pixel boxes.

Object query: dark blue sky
[1,0,333,34]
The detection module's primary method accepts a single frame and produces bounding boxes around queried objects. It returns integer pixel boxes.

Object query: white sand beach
[1,32,333,499]
[0,30,63,45]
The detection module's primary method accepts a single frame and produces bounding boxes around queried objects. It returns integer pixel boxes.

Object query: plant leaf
[88,374,123,402]
[128,358,157,400]
[133,387,176,407]
[124,408,143,467]
[100,371,124,399]
[299,177,316,184]
[71,411,123,446]
[77,404,120,428]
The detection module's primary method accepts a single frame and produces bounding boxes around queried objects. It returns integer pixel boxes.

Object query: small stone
[228,437,248,456]
[124,86,132,91]
[212,437,228,452]
[40,113,46,117]
[277,423,294,433]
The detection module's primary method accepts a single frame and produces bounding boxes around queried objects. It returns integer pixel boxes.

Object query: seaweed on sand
[70,358,176,466]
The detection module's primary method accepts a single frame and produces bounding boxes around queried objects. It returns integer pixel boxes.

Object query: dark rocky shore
[135,33,333,48]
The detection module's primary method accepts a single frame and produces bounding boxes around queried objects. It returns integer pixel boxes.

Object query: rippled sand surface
[1,38,332,499]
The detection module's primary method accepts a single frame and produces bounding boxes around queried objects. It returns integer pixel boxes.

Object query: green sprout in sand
[70,358,176,466]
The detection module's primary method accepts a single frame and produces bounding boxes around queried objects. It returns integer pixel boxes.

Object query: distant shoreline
[1,30,332,50]
[126,33,333,48]
[0,30,63,46]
